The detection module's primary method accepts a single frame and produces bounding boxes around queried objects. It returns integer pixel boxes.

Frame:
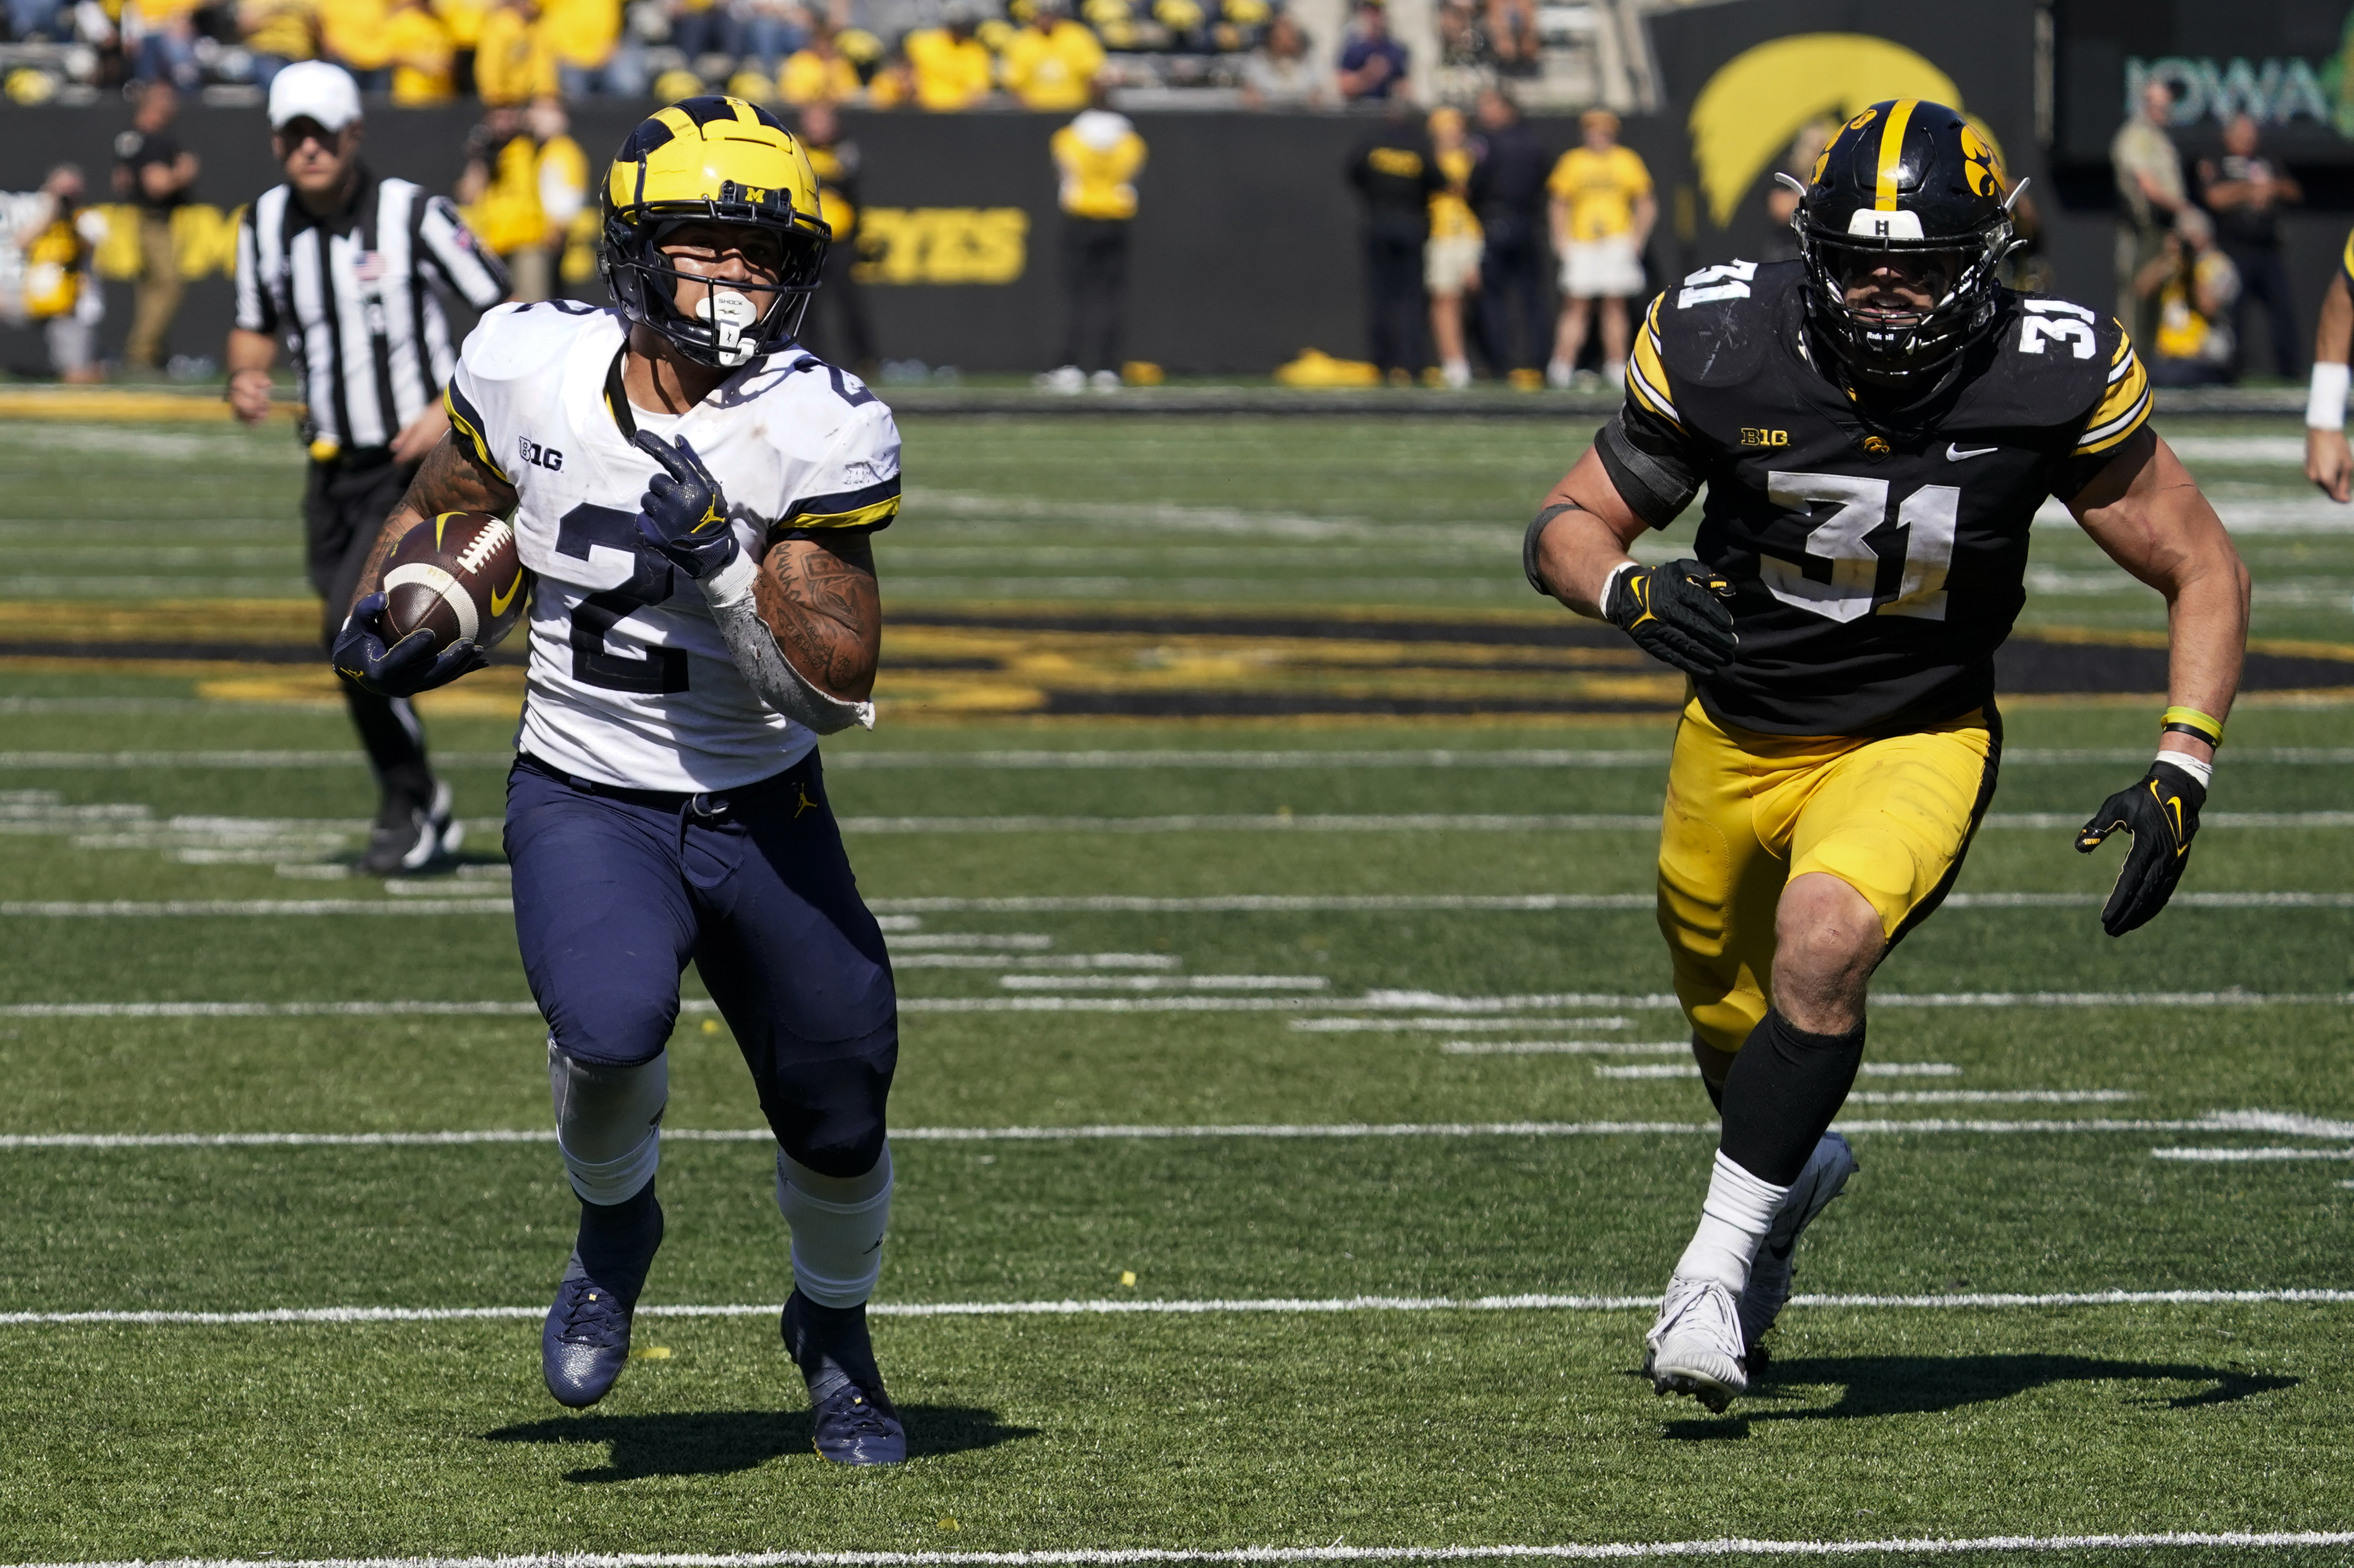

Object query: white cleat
[1644,1274,1748,1412]
[1738,1131,1859,1364]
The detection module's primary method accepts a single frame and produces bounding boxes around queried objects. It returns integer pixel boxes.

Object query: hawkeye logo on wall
[1687,33,1960,228]
[856,207,1030,285]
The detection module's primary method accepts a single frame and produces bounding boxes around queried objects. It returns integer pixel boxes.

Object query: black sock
[1702,1073,1725,1114]
[1717,1009,1865,1186]
[575,1178,663,1306]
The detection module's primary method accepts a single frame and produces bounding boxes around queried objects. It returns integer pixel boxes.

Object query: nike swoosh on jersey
[1946,443,2000,461]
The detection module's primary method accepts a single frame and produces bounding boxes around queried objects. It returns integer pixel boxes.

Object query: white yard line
[0,746,2347,771]
[997,975,1330,991]
[1443,1041,1689,1055]
[5,991,2350,1021]
[2153,1146,2354,1162]
[857,894,2354,915]
[6,1289,2353,1332]
[1589,1063,1966,1079]
[0,1111,2334,1149]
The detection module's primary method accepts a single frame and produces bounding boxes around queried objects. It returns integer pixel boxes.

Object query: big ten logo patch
[854,208,1029,285]
[518,437,564,471]
[93,204,246,281]
[1739,427,1790,447]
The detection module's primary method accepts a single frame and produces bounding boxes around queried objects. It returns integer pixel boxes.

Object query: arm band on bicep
[698,552,875,735]
[2309,362,2350,431]
[1593,412,1702,529]
[1524,503,1577,596]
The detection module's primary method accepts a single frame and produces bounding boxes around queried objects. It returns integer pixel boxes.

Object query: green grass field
[1,410,2351,1565]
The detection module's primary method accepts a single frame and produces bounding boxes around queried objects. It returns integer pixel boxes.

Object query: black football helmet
[1790,99,2022,385]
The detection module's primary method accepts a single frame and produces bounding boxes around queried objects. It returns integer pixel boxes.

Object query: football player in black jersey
[1522,100,2250,1411]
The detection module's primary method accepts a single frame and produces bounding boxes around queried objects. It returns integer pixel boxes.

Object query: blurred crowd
[2113,77,2305,387]
[0,0,1489,107]
[1343,91,1653,389]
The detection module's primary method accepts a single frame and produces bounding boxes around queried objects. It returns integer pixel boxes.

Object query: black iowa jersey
[1609,259,2152,736]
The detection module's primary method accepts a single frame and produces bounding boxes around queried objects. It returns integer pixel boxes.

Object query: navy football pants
[505,751,897,1178]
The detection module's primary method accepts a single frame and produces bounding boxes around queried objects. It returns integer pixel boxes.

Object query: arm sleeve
[233,207,275,333]
[696,550,875,736]
[1594,293,1709,529]
[416,193,510,310]
[2051,321,2154,500]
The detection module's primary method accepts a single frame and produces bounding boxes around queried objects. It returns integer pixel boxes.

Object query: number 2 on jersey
[554,503,691,694]
[1762,472,1958,623]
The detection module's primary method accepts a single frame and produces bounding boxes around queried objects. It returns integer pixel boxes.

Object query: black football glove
[1606,560,1738,676]
[2074,758,2207,937]
[330,591,486,697]
[633,430,740,580]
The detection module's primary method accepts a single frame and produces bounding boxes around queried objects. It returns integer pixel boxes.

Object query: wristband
[2159,704,2224,748]
[699,545,760,610]
[2309,361,2349,431]
[1600,560,1638,607]
[2154,747,2212,789]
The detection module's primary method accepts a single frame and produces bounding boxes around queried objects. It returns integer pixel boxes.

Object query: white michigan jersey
[445,301,900,792]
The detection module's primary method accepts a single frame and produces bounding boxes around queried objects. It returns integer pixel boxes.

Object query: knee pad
[549,1040,668,1205]
[776,1143,892,1308]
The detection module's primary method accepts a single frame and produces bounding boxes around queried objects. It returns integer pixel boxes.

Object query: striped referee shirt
[234,164,509,457]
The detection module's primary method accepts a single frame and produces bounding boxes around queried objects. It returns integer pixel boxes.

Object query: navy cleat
[782,1289,906,1465]
[541,1180,663,1409]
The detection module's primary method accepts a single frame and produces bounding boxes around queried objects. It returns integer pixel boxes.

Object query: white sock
[1672,1151,1790,1293]
[549,1044,667,1205]
[776,1143,893,1308]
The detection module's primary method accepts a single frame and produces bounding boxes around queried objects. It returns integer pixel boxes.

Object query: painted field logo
[855,207,1030,285]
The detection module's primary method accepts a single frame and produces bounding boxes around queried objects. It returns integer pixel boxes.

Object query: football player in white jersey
[331,98,908,1465]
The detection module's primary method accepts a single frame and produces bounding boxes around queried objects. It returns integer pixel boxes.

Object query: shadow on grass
[1737,1354,2298,1422]
[484,1404,1038,1481]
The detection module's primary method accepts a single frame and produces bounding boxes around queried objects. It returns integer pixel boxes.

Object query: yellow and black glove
[2075,759,2206,937]
[1605,560,1738,676]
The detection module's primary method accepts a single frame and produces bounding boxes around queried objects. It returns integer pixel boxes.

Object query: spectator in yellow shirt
[385,0,454,102]
[472,0,555,104]
[904,6,993,111]
[1038,93,1144,391]
[432,0,484,90]
[1544,107,1653,389]
[1001,0,1104,113]
[780,24,860,104]
[317,0,393,87]
[542,0,642,96]
[1425,103,1481,388]
[239,0,319,82]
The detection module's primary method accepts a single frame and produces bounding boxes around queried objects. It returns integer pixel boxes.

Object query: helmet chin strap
[697,288,763,368]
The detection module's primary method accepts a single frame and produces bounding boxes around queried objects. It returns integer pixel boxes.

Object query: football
[380,510,530,654]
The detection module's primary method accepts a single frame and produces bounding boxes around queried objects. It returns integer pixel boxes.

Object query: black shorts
[303,448,414,649]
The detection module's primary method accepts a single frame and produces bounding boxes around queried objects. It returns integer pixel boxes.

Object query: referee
[226,62,509,875]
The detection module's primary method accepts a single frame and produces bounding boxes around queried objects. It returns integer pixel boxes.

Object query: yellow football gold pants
[1655,695,1999,1053]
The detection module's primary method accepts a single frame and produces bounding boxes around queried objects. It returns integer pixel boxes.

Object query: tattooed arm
[344,430,523,617]
[693,530,881,733]
[752,534,881,701]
